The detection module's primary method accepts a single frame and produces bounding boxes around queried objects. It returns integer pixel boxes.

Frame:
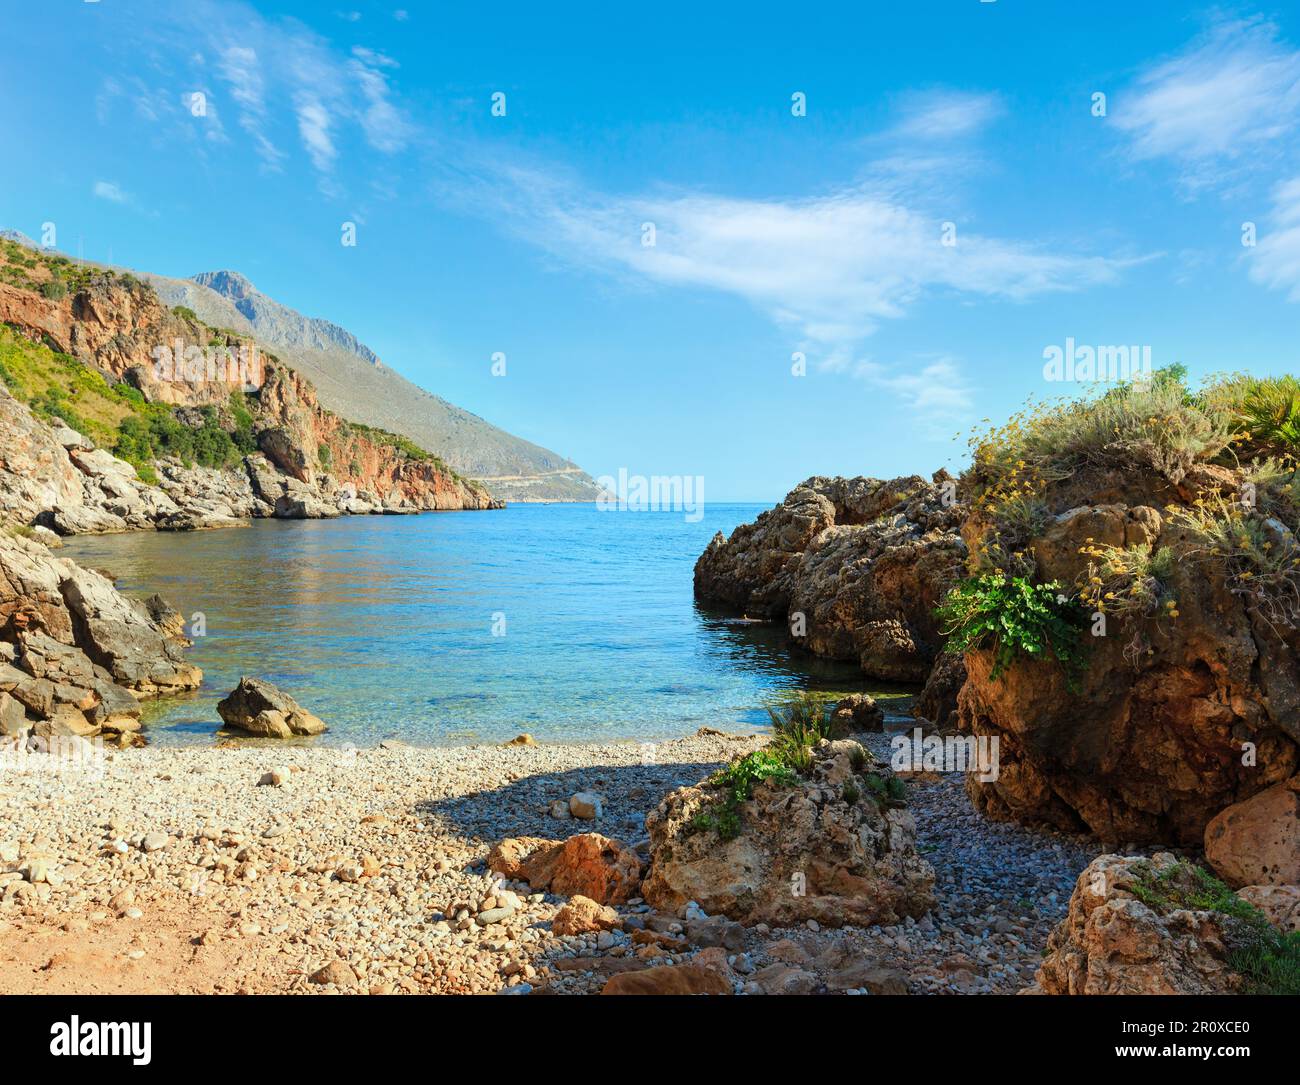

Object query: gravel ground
[0,727,1115,995]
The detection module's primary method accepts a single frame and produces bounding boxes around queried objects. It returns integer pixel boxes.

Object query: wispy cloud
[349,47,411,152]
[890,90,1004,141]
[92,180,128,204]
[478,167,1125,345]
[1249,176,1300,300]
[293,94,337,173]
[833,355,975,431]
[97,2,418,189]
[448,154,1130,423]
[217,44,284,168]
[1114,16,1300,191]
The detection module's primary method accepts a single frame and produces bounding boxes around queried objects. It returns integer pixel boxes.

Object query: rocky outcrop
[0,531,200,745]
[694,475,964,686]
[958,494,1300,846]
[216,677,327,738]
[1035,854,1260,995]
[0,384,84,526]
[642,738,934,927]
[254,366,496,513]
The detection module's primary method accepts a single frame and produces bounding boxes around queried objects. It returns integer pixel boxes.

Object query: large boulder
[1236,885,1300,932]
[58,562,201,693]
[0,384,85,525]
[551,895,622,936]
[1204,775,1300,888]
[829,694,884,734]
[1034,854,1266,995]
[216,676,327,738]
[488,833,642,905]
[642,739,934,927]
[601,959,733,995]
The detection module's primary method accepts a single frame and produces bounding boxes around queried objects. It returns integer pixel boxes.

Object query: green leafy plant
[690,748,797,840]
[937,573,1088,688]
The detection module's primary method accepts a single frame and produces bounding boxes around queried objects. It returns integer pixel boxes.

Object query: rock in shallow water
[216,676,326,738]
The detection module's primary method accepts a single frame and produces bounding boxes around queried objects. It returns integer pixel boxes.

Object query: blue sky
[3,2,1300,500]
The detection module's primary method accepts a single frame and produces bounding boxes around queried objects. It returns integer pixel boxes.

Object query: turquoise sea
[62,504,905,747]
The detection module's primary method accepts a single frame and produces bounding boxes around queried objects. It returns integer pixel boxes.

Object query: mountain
[190,270,384,365]
[142,268,599,503]
[0,229,599,502]
[68,264,590,503]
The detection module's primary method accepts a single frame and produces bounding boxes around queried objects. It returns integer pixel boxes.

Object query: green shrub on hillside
[1205,374,1300,454]
[113,405,244,473]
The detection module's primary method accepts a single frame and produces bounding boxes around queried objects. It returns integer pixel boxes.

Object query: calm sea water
[61,504,907,747]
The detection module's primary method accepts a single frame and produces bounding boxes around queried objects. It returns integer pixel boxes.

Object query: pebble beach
[0,728,1106,995]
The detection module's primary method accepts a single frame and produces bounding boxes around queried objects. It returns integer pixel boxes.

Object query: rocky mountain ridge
[142,264,601,502]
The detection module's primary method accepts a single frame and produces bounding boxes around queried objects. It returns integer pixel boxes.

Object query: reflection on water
[61,505,912,747]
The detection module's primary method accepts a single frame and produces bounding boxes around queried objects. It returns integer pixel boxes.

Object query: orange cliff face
[256,365,498,511]
[0,274,500,512]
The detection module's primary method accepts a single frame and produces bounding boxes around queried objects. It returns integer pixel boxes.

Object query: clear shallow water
[62,504,907,747]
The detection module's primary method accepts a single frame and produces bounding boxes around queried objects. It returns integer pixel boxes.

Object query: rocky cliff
[0,240,499,535]
[695,374,1300,877]
[694,473,966,710]
[0,530,200,747]
[953,406,1300,846]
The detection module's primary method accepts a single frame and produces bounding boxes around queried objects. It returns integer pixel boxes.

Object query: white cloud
[217,44,283,168]
[350,48,410,152]
[487,171,1125,346]
[1115,16,1300,189]
[452,160,1130,424]
[174,3,415,184]
[92,180,127,203]
[890,90,1004,141]
[294,94,337,173]
[1250,177,1300,300]
[834,355,976,427]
